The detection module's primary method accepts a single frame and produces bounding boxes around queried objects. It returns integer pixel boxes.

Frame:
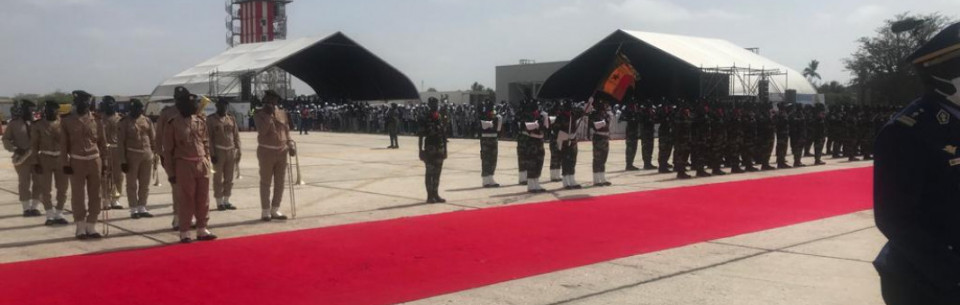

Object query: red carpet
[0,167,872,305]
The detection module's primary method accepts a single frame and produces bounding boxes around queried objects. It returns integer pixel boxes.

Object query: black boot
[643,163,658,170]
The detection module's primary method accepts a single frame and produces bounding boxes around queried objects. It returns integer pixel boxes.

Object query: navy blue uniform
[874,94,960,304]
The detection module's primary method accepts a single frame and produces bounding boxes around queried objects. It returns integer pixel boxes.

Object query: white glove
[525,122,539,131]
[593,121,607,130]
[481,120,493,129]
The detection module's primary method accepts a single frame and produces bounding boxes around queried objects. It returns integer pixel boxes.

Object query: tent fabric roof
[539,30,816,100]
[150,32,419,101]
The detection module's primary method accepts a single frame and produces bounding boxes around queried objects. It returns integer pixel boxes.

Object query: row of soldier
[2,87,296,243]
[451,97,890,198]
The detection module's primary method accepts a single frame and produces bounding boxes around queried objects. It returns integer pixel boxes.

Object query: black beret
[20,99,35,108]
[130,99,144,108]
[174,86,192,102]
[72,90,92,102]
[44,100,58,109]
[102,96,116,104]
[906,22,960,67]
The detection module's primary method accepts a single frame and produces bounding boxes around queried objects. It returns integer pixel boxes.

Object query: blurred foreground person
[873,22,960,305]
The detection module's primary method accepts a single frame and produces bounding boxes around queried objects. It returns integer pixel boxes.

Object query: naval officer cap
[906,22,960,68]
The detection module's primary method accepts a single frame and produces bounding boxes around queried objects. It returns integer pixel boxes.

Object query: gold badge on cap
[938,110,951,125]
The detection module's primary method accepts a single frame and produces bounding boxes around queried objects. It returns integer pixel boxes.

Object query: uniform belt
[215,145,236,151]
[178,157,203,162]
[70,153,100,161]
[39,150,61,157]
[526,133,544,139]
[259,144,286,150]
[594,132,610,137]
[106,144,118,148]
[481,133,498,138]
[126,147,151,154]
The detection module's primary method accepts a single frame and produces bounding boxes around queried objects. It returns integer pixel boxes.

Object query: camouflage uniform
[789,106,807,167]
[740,106,759,172]
[756,106,776,170]
[639,104,657,169]
[656,104,675,173]
[774,106,791,168]
[672,106,693,179]
[621,102,640,170]
[419,106,447,203]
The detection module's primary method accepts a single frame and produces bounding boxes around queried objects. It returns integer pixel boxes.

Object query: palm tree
[803,60,822,85]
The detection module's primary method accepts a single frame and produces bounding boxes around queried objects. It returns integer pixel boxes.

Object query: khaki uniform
[3,118,38,204]
[253,109,292,210]
[61,113,106,224]
[30,118,68,211]
[157,106,181,215]
[207,113,240,200]
[118,116,156,210]
[162,114,211,233]
[100,114,123,204]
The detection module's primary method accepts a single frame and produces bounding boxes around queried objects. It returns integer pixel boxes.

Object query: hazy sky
[1,0,958,97]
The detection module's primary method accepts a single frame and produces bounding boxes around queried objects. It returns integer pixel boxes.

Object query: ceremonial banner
[600,53,638,102]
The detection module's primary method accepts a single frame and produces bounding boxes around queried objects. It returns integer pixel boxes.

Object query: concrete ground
[0,132,882,304]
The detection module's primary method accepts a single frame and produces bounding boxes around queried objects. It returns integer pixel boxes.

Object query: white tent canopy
[622,30,817,95]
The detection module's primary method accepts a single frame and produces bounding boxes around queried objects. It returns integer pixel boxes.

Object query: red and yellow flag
[601,54,639,101]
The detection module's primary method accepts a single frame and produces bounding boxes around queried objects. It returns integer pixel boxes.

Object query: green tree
[802,60,821,85]
[843,12,955,105]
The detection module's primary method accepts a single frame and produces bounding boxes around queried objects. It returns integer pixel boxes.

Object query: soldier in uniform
[844,106,862,161]
[478,99,501,188]
[4,100,40,217]
[708,103,727,176]
[519,99,547,193]
[756,103,777,170]
[829,105,845,158]
[99,96,124,210]
[860,106,877,160]
[726,103,745,173]
[555,100,581,189]
[162,87,217,243]
[873,23,960,305]
[657,100,675,174]
[590,99,612,186]
[740,102,760,172]
[118,99,156,218]
[811,103,828,165]
[515,101,528,186]
[31,101,70,225]
[620,98,640,171]
[774,103,792,169]
[691,101,712,177]
[386,103,400,149]
[789,103,807,167]
[419,97,449,202]
[639,100,658,170]
[254,90,294,220]
[548,102,563,182]
[672,101,693,179]
[61,91,105,239]
[157,103,184,230]
[208,98,241,211]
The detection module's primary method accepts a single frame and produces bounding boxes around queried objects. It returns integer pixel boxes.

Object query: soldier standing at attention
[118,99,156,218]
[657,100,675,174]
[774,103,792,169]
[157,103,184,230]
[478,99,501,188]
[708,103,727,176]
[520,99,547,193]
[386,103,400,149]
[4,100,40,217]
[99,96,124,210]
[515,101,528,186]
[162,87,217,243]
[555,100,582,189]
[639,100,658,170]
[419,97,448,202]
[740,102,760,172]
[61,91,106,239]
[789,103,808,167]
[32,101,70,225]
[620,98,640,171]
[691,101,712,178]
[873,22,960,305]
[208,98,241,211]
[844,106,862,161]
[672,101,693,179]
[590,99,612,186]
[254,90,294,221]
[811,103,828,165]
[756,103,777,170]
[726,103,745,173]
[547,101,563,182]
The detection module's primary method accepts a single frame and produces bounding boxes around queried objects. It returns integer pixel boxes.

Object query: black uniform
[756,106,776,170]
[811,105,827,165]
[621,102,640,170]
[774,105,791,168]
[639,104,657,169]
[740,106,760,172]
[672,106,693,179]
[656,104,675,173]
[789,106,807,167]
[691,105,712,177]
